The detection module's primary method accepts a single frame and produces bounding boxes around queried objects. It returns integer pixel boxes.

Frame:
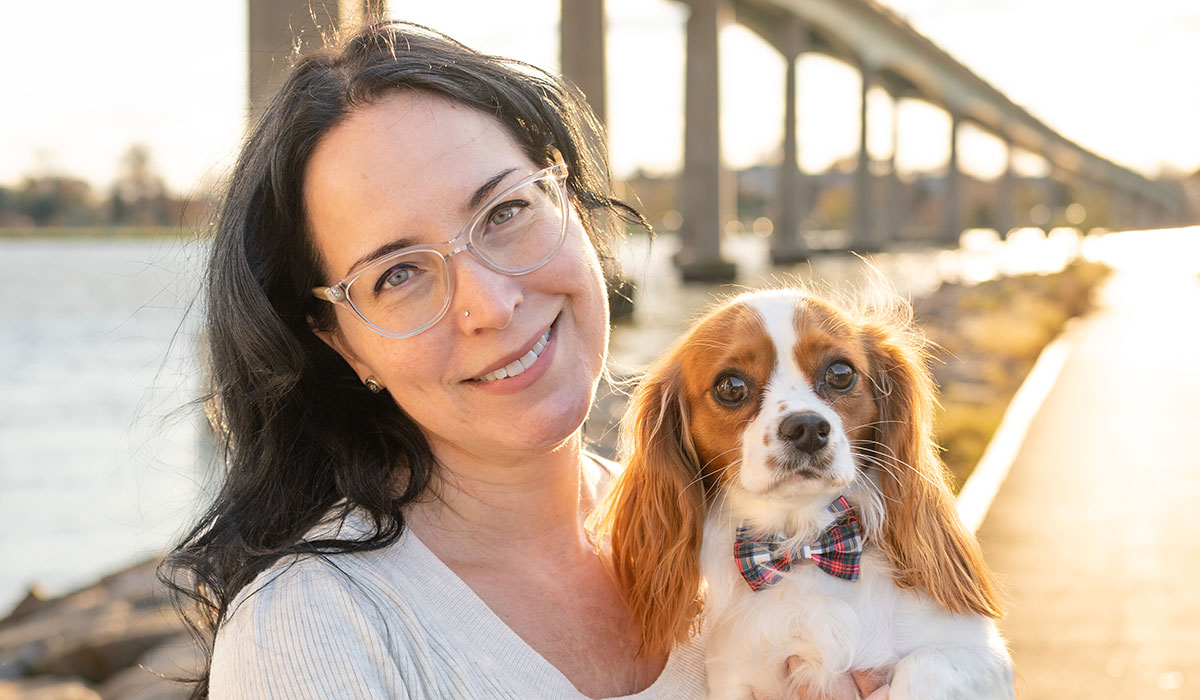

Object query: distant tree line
[0,145,212,229]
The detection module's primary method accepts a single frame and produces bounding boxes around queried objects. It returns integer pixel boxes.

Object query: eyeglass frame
[311,161,570,339]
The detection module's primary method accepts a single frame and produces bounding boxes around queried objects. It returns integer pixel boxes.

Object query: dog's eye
[712,373,750,407]
[824,361,856,392]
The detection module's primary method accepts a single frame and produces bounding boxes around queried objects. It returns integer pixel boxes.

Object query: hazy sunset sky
[3,0,1197,194]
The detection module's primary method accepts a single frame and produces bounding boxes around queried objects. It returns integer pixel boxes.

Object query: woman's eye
[488,201,525,226]
[824,361,856,392]
[712,374,750,407]
[376,264,416,292]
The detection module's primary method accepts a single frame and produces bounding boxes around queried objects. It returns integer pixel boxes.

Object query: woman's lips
[463,318,558,395]
[469,325,553,382]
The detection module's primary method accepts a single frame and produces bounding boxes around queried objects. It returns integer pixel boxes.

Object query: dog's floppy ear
[596,353,706,658]
[866,318,1004,619]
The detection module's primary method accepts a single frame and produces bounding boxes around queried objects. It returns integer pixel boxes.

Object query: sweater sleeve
[209,557,413,699]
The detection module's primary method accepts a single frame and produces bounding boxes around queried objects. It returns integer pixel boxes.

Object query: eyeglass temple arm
[312,286,343,302]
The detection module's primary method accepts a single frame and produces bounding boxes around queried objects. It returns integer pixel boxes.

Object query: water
[0,236,210,614]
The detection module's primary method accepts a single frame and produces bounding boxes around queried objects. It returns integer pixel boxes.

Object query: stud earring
[364,378,384,393]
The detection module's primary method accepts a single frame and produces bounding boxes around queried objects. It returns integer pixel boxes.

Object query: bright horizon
[2,0,1198,195]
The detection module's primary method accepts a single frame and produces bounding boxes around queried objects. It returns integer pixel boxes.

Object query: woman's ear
[866,321,1004,620]
[310,318,376,387]
[596,355,706,658]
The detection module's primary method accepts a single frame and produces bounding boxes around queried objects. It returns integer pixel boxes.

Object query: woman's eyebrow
[466,167,519,212]
[343,167,522,276]
[346,237,418,277]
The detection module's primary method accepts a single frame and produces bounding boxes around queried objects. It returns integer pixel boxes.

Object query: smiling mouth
[467,325,553,383]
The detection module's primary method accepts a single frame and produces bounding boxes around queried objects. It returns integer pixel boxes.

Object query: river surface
[0,236,209,613]
[0,227,1088,614]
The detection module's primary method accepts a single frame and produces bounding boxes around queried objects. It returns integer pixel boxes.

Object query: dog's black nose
[778,411,831,454]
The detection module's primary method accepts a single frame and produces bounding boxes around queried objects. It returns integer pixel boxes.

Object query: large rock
[97,634,200,700]
[0,559,186,685]
[0,677,101,699]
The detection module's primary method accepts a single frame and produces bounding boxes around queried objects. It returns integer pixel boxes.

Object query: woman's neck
[404,434,597,566]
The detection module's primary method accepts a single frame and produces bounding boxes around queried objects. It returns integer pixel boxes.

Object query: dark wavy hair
[160,21,648,696]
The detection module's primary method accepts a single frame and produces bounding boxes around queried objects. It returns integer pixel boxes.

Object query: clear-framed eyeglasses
[312,162,569,338]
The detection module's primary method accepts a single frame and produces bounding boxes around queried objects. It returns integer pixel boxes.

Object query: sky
[2,0,1198,196]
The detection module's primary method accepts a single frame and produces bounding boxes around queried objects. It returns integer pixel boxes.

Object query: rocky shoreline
[0,559,195,699]
[1,259,1110,698]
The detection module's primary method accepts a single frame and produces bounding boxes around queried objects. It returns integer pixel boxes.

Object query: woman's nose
[450,252,523,333]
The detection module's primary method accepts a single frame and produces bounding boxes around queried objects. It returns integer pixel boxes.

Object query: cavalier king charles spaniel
[597,288,1014,700]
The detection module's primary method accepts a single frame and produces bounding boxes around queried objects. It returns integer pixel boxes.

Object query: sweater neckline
[393,524,692,699]
[374,452,694,699]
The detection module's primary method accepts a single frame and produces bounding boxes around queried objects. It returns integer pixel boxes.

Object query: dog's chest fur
[699,505,986,699]
[701,510,901,667]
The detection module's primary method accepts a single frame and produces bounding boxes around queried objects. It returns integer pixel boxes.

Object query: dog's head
[597,288,1002,657]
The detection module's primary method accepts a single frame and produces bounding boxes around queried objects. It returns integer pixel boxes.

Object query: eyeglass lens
[345,172,566,335]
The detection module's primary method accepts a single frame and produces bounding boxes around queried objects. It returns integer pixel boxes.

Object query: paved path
[977,229,1200,699]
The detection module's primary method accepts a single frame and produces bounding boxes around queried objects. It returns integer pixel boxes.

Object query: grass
[919,259,1112,489]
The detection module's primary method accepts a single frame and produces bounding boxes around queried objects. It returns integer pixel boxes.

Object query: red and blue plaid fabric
[733,495,863,591]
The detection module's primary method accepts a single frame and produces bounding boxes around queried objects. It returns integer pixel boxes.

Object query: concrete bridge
[248,0,1191,280]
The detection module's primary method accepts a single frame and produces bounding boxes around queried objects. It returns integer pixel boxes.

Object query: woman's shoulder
[216,532,405,646]
[220,512,412,625]
[210,511,466,697]
[211,545,415,697]
[583,450,623,502]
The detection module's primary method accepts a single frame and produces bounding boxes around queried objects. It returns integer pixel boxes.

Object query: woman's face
[306,91,609,463]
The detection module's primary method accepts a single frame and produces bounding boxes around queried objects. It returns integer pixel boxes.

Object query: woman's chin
[512,400,593,453]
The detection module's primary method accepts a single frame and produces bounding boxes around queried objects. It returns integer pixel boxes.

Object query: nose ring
[464,310,470,318]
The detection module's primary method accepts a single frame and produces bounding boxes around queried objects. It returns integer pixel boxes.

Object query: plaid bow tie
[734,496,863,591]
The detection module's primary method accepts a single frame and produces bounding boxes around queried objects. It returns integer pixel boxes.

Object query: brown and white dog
[598,288,1014,700]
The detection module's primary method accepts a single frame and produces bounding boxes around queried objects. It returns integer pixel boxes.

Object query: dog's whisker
[849,446,907,470]
[845,419,909,431]
[850,445,901,461]
[850,447,942,489]
[849,439,903,461]
[700,445,744,470]
[688,458,741,491]
[851,453,900,479]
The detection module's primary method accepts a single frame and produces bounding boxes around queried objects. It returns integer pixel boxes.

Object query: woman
[163,21,886,699]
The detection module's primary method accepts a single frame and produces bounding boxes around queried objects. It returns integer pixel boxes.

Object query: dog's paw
[783,657,858,700]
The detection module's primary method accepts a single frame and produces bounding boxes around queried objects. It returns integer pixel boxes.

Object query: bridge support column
[770,18,809,264]
[885,95,903,244]
[1036,174,1055,230]
[563,0,636,315]
[561,0,607,125]
[248,0,385,123]
[996,137,1015,239]
[678,0,736,281]
[942,111,962,245]
[852,64,880,252]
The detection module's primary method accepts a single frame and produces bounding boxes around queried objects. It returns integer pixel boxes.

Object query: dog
[597,288,1014,700]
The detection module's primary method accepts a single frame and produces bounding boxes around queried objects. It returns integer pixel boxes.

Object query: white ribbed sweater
[209,479,706,698]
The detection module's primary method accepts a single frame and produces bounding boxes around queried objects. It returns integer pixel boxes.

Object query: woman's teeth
[473,327,552,382]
